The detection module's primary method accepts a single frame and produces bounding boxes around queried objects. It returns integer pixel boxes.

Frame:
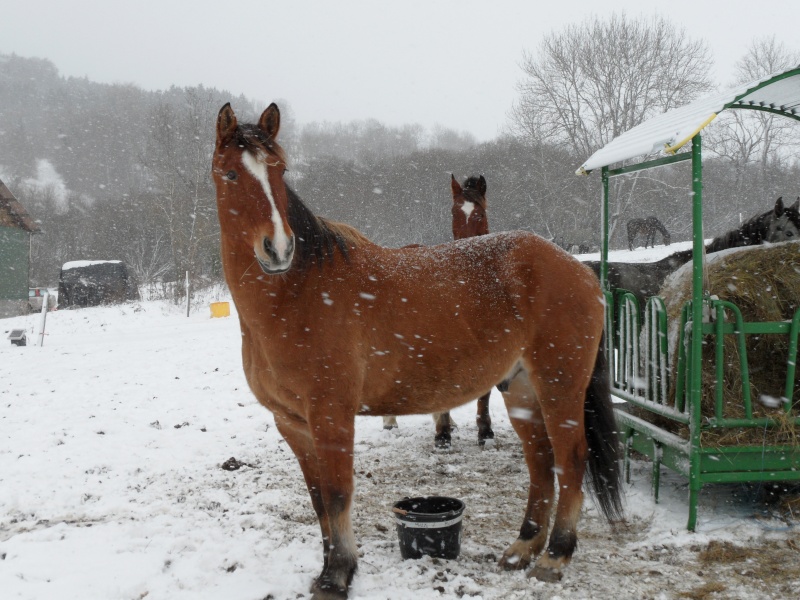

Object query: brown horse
[383,174,495,447]
[212,103,623,599]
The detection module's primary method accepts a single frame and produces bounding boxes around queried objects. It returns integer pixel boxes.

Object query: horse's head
[766,196,800,243]
[450,174,488,239]
[212,103,294,274]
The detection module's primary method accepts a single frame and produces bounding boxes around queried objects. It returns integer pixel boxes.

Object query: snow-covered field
[1,252,798,600]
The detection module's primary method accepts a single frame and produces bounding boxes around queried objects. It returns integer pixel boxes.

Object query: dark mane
[285,185,360,269]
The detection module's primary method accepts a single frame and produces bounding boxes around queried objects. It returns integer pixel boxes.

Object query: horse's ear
[774,196,785,216]
[450,174,462,197]
[258,103,281,140]
[217,103,238,145]
[477,175,487,196]
[792,197,800,212]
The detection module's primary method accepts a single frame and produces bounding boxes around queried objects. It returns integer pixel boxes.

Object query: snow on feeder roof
[577,64,800,175]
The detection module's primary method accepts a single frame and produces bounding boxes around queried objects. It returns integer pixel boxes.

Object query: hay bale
[657,242,800,446]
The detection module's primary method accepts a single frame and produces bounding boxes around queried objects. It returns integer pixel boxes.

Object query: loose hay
[656,242,800,446]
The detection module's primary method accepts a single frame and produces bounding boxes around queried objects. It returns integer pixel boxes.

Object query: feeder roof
[577,65,800,175]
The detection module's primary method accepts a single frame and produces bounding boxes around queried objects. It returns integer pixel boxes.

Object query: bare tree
[509,14,713,246]
[142,87,221,300]
[706,36,800,201]
[511,14,713,158]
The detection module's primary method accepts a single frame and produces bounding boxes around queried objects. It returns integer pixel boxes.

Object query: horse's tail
[584,333,624,523]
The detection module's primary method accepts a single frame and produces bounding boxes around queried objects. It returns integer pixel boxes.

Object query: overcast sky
[3,0,799,141]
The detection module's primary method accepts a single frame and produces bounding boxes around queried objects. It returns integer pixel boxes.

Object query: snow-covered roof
[577,65,800,175]
[62,260,122,270]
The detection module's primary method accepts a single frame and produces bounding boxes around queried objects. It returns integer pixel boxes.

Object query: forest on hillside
[1,16,798,296]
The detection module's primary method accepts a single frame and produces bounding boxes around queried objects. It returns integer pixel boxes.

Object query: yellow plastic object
[210,301,230,318]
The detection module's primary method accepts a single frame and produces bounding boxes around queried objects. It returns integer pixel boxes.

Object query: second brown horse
[383,173,495,446]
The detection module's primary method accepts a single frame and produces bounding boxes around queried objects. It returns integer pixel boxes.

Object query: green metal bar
[612,388,691,423]
[715,304,725,420]
[623,427,633,484]
[699,444,800,455]
[652,441,662,503]
[705,416,800,428]
[699,470,800,484]
[656,298,669,405]
[614,409,692,453]
[601,167,610,291]
[604,290,615,387]
[605,152,693,177]
[726,104,800,123]
[701,321,792,335]
[688,134,705,532]
[723,68,800,109]
[783,309,800,410]
[712,300,753,419]
[674,303,690,414]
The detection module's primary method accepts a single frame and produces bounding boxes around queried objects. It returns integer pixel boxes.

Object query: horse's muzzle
[256,234,294,274]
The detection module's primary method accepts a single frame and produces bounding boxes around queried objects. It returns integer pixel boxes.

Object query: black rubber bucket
[392,496,465,560]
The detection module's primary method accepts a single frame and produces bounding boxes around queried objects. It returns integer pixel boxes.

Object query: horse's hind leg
[382,416,398,430]
[475,391,494,444]
[528,379,590,582]
[433,411,453,448]
[498,374,554,570]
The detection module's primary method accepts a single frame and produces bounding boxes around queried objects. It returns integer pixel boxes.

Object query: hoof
[498,550,531,571]
[434,432,452,449]
[311,588,348,600]
[311,578,348,600]
[528,565,563,582]
[382,424,398,430]
[477,429,495,446]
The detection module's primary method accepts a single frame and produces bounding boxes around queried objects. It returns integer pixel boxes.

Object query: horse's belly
[358,357,515,417]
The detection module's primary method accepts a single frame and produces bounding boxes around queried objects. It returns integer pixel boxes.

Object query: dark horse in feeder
[212,103,623,599]
[383,174,495,447]
[588,196,800,306]
[627,216,670,251]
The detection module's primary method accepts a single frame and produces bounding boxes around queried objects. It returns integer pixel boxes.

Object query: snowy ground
[1,252,798,600]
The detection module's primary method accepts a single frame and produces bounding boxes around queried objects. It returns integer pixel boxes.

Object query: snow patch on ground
[1,297,797,599]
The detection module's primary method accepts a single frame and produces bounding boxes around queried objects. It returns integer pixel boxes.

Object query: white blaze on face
[242,150,291,259]
[460,201,475,220]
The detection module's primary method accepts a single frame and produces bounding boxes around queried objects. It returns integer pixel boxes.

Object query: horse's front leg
[307,407,358,600]
[274,415,332,570]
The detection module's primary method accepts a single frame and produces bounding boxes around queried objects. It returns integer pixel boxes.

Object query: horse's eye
[787,231,794,237]
[226,170,237,181]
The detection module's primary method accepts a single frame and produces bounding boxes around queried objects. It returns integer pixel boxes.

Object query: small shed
[0,178,41,317]
[57,260,140,309]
